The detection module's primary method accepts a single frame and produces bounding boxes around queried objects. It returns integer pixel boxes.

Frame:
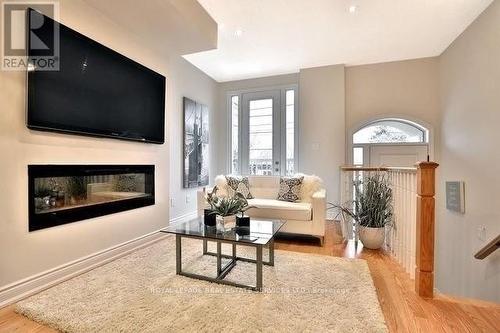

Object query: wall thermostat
[446,181,465,213]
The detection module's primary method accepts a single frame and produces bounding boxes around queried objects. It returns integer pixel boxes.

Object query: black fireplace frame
[28,165,155,231]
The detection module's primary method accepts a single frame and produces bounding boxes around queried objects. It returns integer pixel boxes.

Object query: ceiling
[84,0,217,57]
[184,0,493,82]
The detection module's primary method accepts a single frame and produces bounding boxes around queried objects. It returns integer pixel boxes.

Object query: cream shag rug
[16,236,387,332]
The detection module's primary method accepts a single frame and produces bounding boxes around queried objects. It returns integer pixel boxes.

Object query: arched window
[350,118,431,167]
[353,119,428,144]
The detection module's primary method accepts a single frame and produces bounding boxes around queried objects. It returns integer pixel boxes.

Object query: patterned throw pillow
[225,176,254,199]
[277,176,304,202]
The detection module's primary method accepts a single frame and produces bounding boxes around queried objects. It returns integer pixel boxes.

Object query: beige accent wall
[0,0,217,287]
[438,0,500,302]
[299,65,345,203]
[345,57,441,160]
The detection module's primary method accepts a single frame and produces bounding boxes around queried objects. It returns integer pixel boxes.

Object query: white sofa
[197,174,326,245]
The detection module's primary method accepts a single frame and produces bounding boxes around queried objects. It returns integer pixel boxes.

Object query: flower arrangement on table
[204,186,255,229]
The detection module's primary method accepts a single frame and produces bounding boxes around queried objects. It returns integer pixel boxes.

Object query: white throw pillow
[214,175,229,197]
[295,173,323,203]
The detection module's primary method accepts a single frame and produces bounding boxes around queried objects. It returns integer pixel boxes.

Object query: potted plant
[206,191,254,230]
[331,173,393,249]
[34,184,53,210]
[66,176,87,204]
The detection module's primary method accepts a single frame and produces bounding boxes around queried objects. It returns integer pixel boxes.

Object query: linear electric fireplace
[28,165,155,231]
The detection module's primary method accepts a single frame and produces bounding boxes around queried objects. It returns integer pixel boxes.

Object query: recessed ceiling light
[349,5,357,13]
[234,29,243,37]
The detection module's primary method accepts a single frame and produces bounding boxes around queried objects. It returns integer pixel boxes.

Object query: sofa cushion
[248,176,279,199]
[277,176,304,202]
[225,175,253,199]
[246,198,312,221]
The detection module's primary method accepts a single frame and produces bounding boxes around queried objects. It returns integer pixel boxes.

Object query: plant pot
[216,214,236,231]
[235,226,250,236]
[358,226,385,249]
[236,215,250,227]
[204,209,216,226]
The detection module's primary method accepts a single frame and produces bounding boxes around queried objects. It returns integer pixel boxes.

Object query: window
[230,95,239,174]
[353,147,363,165]
[249,99,273,175]
[285,89,295,175]
[353,119,427,144]
[228,86,298,175]
[350,118,431,167]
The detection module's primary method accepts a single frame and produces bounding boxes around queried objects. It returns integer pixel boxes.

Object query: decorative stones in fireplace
[28,165,155,231]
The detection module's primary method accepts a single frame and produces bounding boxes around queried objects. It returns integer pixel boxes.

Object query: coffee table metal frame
[174,234,275,291]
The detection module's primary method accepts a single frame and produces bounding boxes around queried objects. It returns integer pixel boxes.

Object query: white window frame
[226,84,299,175]
[347,116,434,166]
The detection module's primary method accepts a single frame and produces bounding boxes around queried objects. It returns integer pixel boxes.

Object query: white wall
[299,65,345,204]
[437,0,500,302]
[167,56,218,221]
[0,0,217,288]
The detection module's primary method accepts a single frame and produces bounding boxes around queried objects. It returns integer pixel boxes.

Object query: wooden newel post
[415,161,439,298]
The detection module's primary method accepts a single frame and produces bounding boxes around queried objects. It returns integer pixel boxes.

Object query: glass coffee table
[161,217,285,291]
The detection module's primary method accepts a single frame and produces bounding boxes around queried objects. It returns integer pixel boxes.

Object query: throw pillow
[114,174,141,192]
[225,176,254,199]
[277,176,304,202]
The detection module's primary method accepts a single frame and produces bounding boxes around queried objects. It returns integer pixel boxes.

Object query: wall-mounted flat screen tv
[27,9,166,144]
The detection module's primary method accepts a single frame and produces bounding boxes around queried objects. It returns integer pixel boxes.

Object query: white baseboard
[169,211,198,225]
[0,230,168,308]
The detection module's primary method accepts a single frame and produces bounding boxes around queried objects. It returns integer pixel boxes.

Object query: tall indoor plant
[333,173,394,249]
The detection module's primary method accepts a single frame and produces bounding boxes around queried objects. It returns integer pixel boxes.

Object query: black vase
[204,209,216,226]
[236,215,250,227]
[235,226,250,236]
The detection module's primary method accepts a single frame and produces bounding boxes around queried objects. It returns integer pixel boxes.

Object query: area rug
[16,235,387,332]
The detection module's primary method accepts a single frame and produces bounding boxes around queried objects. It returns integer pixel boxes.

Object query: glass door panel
[249,99,273,175]
[241,90,281,175]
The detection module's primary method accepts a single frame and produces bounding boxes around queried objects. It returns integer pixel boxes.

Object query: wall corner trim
[0,230,169,308]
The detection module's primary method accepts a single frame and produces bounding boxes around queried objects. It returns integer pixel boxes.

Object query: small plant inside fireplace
[29,165,155,231]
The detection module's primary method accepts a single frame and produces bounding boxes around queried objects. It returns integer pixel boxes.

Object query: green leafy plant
[206,189,254,217]
[330,173,394,228]
[205,186,219,210]
[67,177,87,199]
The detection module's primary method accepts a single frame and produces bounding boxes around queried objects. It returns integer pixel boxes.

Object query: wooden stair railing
[340,162,439,298]
[474,234,500,259]
[415,162,439,298]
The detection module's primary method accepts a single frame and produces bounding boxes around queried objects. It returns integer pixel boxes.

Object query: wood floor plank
[0,221,498,332]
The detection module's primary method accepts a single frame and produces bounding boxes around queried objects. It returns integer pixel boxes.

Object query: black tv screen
[27,9,166,144]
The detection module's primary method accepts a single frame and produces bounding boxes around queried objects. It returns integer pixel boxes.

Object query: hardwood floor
[275,222,500,333]
[1,221,499,332]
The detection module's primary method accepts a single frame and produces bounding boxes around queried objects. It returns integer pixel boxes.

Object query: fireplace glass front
[29,165,155,231]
